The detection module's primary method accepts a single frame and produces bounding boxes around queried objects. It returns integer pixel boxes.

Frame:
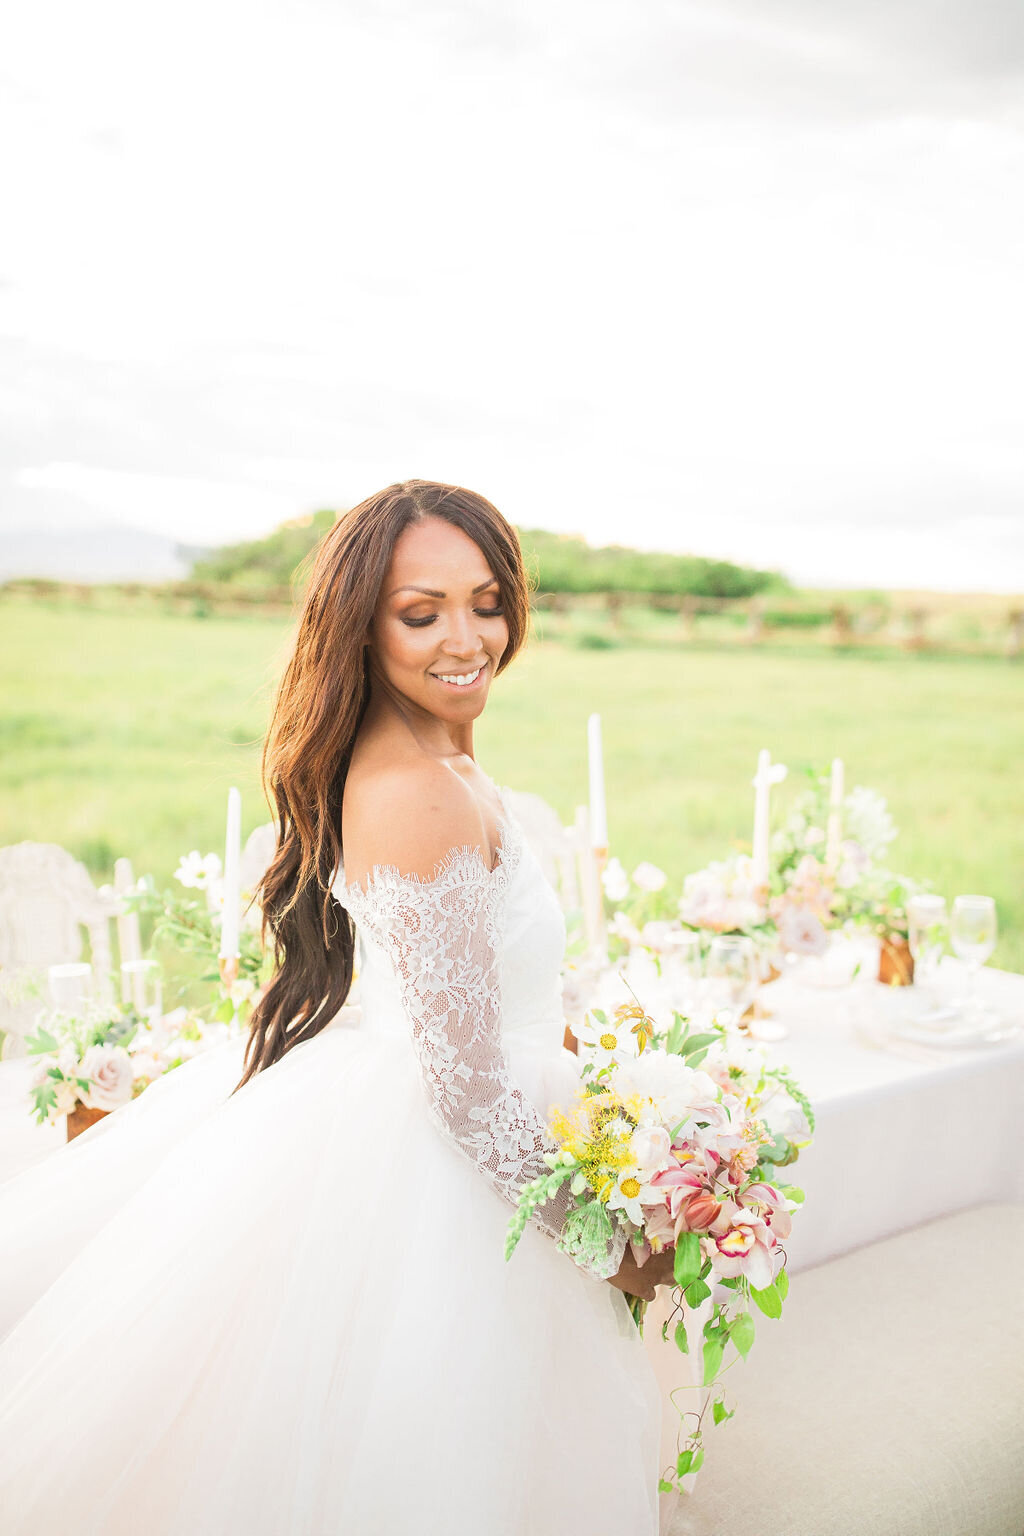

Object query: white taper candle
[219,786,242,959]
[751,748,771,888]
[825,758,844,872]
[587,713,608,850]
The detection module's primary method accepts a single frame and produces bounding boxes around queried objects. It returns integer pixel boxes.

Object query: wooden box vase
[67,1104,110,1141]
[878,936,914,986]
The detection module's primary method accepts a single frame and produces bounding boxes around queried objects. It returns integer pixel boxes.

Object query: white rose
[601,857,630,903]
[632,861,667,893]
[131,1050,166,1082]
[79,1045,134,1112]
[630,1125,673,1174]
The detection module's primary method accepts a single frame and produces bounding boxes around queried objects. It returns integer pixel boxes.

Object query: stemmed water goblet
[661,929,702,1015]
[949,895,997,1026]
[705,935,787,1043]
[905,894,952,1027]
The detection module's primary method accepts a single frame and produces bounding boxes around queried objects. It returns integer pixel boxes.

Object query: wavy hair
[232,480,532,1092]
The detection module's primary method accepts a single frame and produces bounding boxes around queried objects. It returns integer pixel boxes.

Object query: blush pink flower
[707,1201,777,1289]
[738,1181,793,1240]
[673,1192,721,1235]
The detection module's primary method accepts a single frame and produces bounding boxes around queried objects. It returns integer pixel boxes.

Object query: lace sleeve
[342,845,625,1282]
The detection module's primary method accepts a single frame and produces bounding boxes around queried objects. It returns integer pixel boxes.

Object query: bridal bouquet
[505,1002,813,1491]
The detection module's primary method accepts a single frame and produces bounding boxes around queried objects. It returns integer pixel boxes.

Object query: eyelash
[402,606,504,628]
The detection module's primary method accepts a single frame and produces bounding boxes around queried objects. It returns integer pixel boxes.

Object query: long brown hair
[232,480,532,1092]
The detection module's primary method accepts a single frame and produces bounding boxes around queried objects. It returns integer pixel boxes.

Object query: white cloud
[1,0,1022,590]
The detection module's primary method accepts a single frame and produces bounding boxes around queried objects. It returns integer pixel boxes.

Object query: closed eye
[402,606,504,628]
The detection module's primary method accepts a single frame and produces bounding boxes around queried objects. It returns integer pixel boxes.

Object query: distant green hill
[192,511,785,600]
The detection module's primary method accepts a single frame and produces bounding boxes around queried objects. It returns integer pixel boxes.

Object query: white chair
[665,1202,1024,1536]
[0,843,119,1059]
[503,790,606,958]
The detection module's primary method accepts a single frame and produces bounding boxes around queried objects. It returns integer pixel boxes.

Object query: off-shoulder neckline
[333,781,519,902]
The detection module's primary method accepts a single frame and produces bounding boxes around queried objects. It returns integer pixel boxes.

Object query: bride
[0,480,673,1534]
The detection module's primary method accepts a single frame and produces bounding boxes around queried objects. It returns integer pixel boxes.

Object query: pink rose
[79,1045,134,1112]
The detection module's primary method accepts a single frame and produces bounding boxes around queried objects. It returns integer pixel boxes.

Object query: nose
[440,608,484,659]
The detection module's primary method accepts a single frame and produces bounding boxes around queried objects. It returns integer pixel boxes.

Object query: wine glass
[48,962,92,1011]
[120,959,163,1024]
[906,894,951,1025]
[705,935,785,1041]
[950,895,997,1023]
[662,930,702,1013]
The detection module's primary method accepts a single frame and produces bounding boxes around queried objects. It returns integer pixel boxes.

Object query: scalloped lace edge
[334,788,520,902]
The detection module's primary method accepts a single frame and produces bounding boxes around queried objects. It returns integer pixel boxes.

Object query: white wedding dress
[0,786,662,1534]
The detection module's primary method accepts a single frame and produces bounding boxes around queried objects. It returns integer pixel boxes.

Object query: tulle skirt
[0,1018,662,1534]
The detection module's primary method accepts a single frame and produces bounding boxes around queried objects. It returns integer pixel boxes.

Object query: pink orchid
[707,1204,777,1289]
[739,1181,793,1239]
[673,1191,721,1235]
[642,1204,676,1253]
[651,1163,704,1219]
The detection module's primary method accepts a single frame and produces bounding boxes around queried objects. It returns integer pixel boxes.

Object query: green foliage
[190,510,783,600]
[730,1310,755,1359]
[192,510,338,588]
[771,1067,816,1135]
[673,1231,702,1287]
[518,527,785,599]
[702,1337,725,1386]
[750,1279,783,1319]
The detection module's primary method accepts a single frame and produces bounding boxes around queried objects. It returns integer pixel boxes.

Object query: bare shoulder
[341,759,496,887]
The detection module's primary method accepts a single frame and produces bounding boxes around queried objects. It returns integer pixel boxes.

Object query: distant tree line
[192,510,785,600]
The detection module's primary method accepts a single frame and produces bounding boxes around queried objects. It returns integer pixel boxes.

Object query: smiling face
[367,515,511,726]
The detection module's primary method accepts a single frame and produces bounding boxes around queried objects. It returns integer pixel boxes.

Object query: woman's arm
[341,766,627,1281]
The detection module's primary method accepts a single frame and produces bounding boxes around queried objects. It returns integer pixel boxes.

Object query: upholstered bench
[665,1202,1024,1536]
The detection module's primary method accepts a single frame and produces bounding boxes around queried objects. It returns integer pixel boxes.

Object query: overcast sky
[2,0,1023,589]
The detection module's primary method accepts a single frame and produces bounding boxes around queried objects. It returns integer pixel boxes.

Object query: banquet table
[756,955,1024,1273]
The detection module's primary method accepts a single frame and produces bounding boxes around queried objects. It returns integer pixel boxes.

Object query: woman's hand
[606,1247,675,1301]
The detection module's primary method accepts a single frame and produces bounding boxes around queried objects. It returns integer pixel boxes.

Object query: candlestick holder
[219,955,240,989]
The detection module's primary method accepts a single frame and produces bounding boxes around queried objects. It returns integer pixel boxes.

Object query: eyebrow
[387,578,499,600]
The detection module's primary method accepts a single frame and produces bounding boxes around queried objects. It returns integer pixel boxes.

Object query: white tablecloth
[759,957,1024,1273]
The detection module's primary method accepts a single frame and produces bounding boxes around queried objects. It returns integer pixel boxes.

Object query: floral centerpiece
[505,1000,813,1489]
[26,1002,142,1135]
[24,846,273,1136]
[128,848,267,1028]
[769,771,925,980]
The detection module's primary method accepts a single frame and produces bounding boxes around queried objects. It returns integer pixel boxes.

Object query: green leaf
[776,1267,790,1302]
[702,1338,724,1385]
[680,1032,718,1056]
[676,1450,693,1477]
[26,1026,59,1054]
[591,1008,607,1024]
[780,1184,805,1205]
[684,1277,711,1308]
[712,1398,733,1426]
[750,1280,782,1319]
[658,1479,675,1494]
[570,1172,587,1196]
[661,1320,670,1343]
[730,1310,755,1359]
[673,1231,701,1288]
[686,1047,711,1068]
[690,1447,705,1474]
[758,1133,791,1164]
[673,1319,689,1354]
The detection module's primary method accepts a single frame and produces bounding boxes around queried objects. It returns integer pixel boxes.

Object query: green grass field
[3,600,1021,971]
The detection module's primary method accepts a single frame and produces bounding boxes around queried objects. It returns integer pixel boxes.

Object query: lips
[430,662,488,691]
